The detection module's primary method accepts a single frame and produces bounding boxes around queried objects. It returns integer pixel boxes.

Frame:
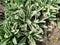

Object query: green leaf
[18,37,26,45]
[28,35,36,45]
[56,0,60,3]
[0,38,9,45]
[12,37,17,45]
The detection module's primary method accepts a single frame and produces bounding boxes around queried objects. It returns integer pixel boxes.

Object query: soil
[36,23,60,45]
[46,25,60,45]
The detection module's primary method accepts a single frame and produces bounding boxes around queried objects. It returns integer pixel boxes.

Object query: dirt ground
[46,26,60,45]
[36,24,60,45]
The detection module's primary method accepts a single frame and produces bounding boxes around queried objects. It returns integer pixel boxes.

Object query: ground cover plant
[0,0,60,45]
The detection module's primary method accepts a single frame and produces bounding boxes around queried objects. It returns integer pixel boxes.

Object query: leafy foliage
[0,0,60,45]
